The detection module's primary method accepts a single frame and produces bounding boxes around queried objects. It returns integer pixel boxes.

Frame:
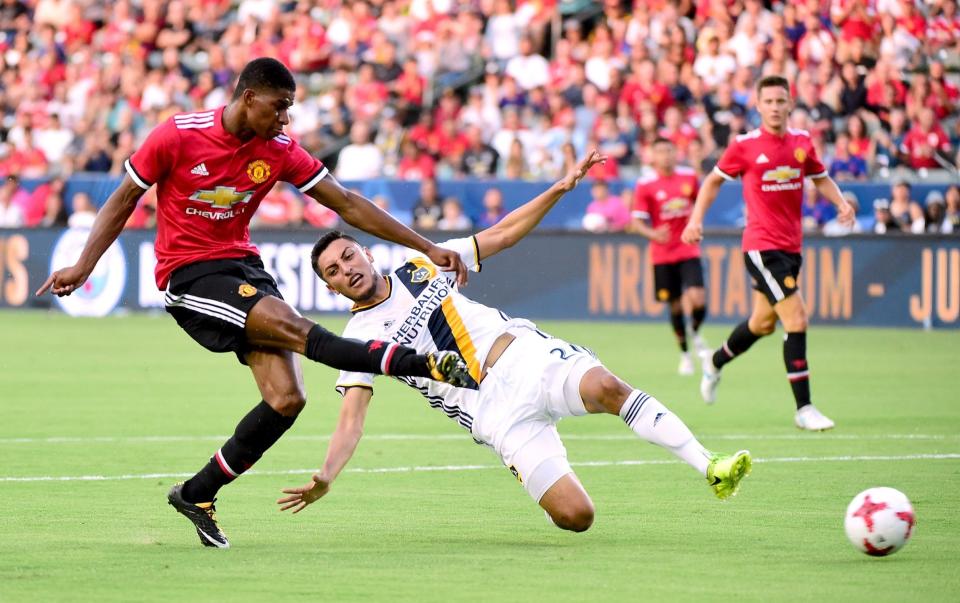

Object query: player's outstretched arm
[474,149,606,261]
[36,175,144,297]
[306,177,468,285]
[277,387,373,513]
[811,175,856,226]
[681,171,725,245]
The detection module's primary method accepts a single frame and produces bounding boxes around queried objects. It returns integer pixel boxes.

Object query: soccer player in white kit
[278,152,751,532]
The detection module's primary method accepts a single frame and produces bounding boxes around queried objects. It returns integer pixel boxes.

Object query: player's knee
[749,317,776,336]
[266,390,307,417]
[551,500,595,533]
[596,371,631,413]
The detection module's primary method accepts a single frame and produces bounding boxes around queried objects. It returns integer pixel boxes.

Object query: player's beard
[350,272,380,305]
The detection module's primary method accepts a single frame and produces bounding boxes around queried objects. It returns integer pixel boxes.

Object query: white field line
[1,453,958,483]
[0,433,957,445]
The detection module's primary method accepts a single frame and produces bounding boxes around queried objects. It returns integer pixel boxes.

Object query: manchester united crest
[681,183,693,196]
[794,148,806,163]
[238,283,257,297]
[247,160,271,184]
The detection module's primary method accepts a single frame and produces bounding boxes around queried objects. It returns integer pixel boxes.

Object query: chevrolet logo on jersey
[189,186,254,208]
[761,166,801,183]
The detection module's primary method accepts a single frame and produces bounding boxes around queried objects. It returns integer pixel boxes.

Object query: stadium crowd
[0,0,959,234]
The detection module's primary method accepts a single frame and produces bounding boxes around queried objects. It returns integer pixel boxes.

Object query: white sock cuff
[619,390,652,426]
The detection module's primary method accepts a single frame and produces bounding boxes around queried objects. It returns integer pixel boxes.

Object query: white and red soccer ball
[844,487,916,557]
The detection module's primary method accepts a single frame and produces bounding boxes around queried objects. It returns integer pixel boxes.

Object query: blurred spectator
[901,108,953,170]
[39,181,68,228]
[923,191,953,234]
[583,180,630,233]
[412,178,442,230]
[370,194,409,227]
[945,185,960,232]
[126,191,158,230]
[437,197,472,231]
[253,184,304,229]
[500,138,530,180]
[505,36,549,91]
[460,125,499,178]
[693,32,736,90]
[0,175,25,227]
[871,198,899,234]
[336,122,384,181]
[303,198,341,229]
[889,181,926,234]
[824,191,864,236]
[829,132,869,181]
[67,192,96,229]
[477,187,508,228]
[802,182,837,232]
[397,139,436,181]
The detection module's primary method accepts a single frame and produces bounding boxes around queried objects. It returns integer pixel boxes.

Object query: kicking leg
[244,295,467,385]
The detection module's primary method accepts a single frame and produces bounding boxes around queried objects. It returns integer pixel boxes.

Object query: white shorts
[472,329,603,502]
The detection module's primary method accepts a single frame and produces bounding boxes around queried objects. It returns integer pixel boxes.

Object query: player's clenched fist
[36,265,90,297]
[681,221,703,245]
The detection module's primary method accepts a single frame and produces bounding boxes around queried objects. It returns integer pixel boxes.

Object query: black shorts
[653,258,705,302]
[743,250,802,305]
[164,255,282,364]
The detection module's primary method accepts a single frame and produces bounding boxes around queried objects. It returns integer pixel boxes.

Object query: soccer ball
[844,487,916,557]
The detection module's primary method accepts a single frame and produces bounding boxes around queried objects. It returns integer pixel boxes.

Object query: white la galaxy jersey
[336,237,532,433]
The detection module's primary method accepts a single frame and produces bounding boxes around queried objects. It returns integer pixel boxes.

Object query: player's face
[652,142,676,172]
[757,85,792,132]
[317,239,380,302]
[245,88,294,138]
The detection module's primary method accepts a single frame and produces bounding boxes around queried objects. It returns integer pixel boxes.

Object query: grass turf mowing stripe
[0,433,956,444]
[1,453,958,483]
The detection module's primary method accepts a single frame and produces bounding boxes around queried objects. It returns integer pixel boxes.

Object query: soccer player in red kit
[37,58,470,548]
[632,138,707,376]
[681,75,855,431]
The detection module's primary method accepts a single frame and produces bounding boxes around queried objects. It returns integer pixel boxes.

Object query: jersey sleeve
[334,320,378,396]
[631,182,650,220]
[282,141,329,192]
[125,119,180,189]
[713,140,746,181]
[804,141,828,179]
[405,236,483,284]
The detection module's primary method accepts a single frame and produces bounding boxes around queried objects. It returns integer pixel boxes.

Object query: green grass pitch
[1,311,957,602]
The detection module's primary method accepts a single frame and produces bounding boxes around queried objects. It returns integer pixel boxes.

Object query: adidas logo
[756,153,769,164]
[191,163,209,176]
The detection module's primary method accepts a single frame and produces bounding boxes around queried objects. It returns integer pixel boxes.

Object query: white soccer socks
[619,390,711,476]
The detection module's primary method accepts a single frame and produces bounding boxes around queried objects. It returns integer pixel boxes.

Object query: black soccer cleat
[167,482,230,549]
[427,350,471,388]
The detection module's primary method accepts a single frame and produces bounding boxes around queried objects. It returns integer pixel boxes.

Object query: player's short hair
[311,230,361,278]
[232,58,296,100]
[756,75,790,96]
[652,136,674,146]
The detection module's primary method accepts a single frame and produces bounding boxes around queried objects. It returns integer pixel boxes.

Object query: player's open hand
[557,149,606,192]
[427,245,468,287]
[35,264,90,297]
[837,200,856,227]
[681,220,703,245]
[277,473,332,513]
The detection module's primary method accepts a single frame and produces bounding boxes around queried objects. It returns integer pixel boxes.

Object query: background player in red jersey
[36,58,470,548]
[681,75,855,432]
[632,138,707,376]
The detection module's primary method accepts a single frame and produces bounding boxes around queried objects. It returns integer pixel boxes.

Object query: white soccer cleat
[794,404,835,431]
[692,333,709,356]
[678,352,695,376]
[699,350,721,404]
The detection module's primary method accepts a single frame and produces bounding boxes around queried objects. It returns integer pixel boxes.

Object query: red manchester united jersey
[714,127,826,253]
[633,167,701,265]
[125,107,327,288]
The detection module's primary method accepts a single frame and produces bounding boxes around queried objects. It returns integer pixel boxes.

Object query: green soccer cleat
[706,450,752,501]
[426,350,471,387]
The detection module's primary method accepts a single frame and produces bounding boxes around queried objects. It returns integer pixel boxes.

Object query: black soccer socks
[712,321,762,369]
[182,401,295,503]
[670,310,688,352]
[691,306,707,333]
[783,331,811,410]
[304,324,433,377]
